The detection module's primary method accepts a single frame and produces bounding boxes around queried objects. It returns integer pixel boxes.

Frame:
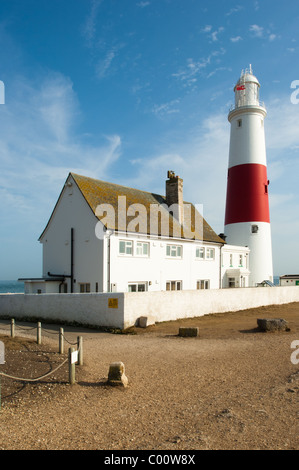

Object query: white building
[20,171,250,294]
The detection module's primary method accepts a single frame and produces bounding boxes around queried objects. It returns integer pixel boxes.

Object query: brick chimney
[166,170,184,225]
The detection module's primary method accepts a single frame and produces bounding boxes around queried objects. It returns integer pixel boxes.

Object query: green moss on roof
[71,173,224,244]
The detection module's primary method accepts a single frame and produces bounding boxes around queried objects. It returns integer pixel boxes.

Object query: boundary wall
[0,287,299,330]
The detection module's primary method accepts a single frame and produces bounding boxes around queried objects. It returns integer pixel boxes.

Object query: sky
[0,0,299,280]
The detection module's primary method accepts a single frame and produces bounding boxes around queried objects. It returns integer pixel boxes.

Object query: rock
[138,316,156,328]
[257,318,290,332]
[178,327,199,337]
[107,361,128,387]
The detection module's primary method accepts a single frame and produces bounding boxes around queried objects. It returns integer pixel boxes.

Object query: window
[230,254,233,267]
[197,280,210,290]
[80,283,90,293]
[119,240,133,255]
[59,283,68,293]
[206,248,215,260]
[128,283,147,292]
[239,255,243,267]
[166,280,182,291]
[166,244,182,258]
[237,119,242,128]
[136,241,149,257]
[196,247,205,259]
[251,225,259,234]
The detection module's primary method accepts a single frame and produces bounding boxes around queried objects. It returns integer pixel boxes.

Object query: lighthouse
[224,66,273,286]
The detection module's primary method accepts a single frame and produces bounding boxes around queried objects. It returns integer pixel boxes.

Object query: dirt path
[0,302,298,450]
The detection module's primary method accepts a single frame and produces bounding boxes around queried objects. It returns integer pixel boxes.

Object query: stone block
[107,361,128,387]
[178,327,199,337]
[257,318,290,332]
[138,316,156,328]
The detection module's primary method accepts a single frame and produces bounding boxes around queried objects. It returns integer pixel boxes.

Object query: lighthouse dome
[234,65,261,108]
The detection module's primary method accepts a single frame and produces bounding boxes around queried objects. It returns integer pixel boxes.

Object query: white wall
[124,286,299,327]
[1,287,299,330]
[40,175,104,293]
[109,233,221,292]
[0,293,125,329]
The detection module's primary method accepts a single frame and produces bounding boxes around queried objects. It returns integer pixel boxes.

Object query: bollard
[77,336,83,366]
[68,347,76,385]
[37,322,42,345]
[59,328,64,354]
[107,362,128,387]
[11,319,15,339]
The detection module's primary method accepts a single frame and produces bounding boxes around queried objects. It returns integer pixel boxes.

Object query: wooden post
[77,336,83,366]
[37,322,42,345]
[68,347,76,385]
[11,319,15,338]
[59,328,64,354]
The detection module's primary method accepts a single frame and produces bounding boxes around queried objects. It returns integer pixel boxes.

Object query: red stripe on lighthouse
[225,163,270,225]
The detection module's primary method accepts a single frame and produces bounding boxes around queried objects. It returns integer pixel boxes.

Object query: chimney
[166,171,184,225]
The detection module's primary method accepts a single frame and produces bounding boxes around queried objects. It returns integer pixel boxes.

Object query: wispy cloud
[136,1,150,7]
[0,73,122,222]
[151,99,180,117]
[210,27,225,42]
[226,5,243,16]
[250,24,264,38]
[230,36,242,43]
[172,49,226,87]
[81,0,102,46]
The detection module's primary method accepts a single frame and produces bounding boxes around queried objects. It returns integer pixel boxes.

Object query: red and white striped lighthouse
[224,66,273,286]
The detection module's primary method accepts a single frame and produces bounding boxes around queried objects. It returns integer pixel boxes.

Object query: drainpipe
[106,230,112,292]
[219,244,224,289]
[71,228,74,293]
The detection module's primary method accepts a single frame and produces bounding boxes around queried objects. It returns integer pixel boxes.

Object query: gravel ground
[0,302,298,451]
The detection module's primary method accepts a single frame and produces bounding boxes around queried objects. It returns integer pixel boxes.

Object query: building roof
[70,173,224,244]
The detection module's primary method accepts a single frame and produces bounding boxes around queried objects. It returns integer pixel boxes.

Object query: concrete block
[107,361,128,387]
[257,318,290,332]
[138,316,156,328]
[178,327,199,337]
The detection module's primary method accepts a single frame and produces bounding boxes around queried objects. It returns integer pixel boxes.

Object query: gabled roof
[70,173,225,244]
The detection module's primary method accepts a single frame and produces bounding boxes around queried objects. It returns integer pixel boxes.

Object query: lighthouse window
[251,224,259,234]
[237,119,242,128]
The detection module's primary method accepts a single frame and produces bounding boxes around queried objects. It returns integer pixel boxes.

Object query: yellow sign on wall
[108,298,118,309]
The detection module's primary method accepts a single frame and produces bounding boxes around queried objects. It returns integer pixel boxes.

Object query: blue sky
[0,0,299,280]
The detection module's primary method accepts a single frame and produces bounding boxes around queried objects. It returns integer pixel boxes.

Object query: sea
[0,280,25,294]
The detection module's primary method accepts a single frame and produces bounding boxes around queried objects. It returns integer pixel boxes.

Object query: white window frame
[166,244,182,259]
[206,248,215,260]
[195,246,205,260]
[197,280,210,290]
[136,241,150,257]
[80,283,91,293]
[128,282,148,292]
[166,280,182,291]
[119,240,133,256]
